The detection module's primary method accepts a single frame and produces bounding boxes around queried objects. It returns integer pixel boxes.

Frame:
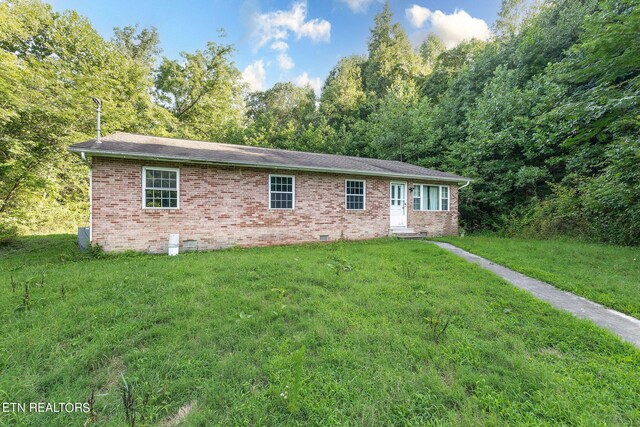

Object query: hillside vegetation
[1,0,638,244]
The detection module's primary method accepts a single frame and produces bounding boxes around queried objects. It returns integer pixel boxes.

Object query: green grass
[436,235,640,319]
[1,235,639,426]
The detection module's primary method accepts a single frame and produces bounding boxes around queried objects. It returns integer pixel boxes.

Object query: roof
[68,132,470,183]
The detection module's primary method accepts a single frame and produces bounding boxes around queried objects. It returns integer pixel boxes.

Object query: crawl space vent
[319,235,329,241]
[183,240,198,251]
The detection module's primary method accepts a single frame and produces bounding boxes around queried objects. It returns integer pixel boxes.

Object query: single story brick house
[68,132,470,253]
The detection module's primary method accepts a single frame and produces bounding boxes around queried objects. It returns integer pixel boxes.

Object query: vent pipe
[91,97,102,143]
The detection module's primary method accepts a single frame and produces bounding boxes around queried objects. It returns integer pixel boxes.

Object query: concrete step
[393,233,426,240]
[390,227,427,239]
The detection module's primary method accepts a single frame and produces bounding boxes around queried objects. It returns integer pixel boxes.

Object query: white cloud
[270,41,289,52]
[241,60,266,92]
[294,72,321,95]
[406,4,431,28]
[339,0,379,13]
[252,2,331,52]
[277,53,295,71]
[405,5,492,48]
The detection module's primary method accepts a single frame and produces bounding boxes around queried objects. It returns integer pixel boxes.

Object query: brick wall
[91,157,459,252]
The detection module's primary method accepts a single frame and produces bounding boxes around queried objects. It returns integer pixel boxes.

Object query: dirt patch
[99,355,125,393]
[161,401,196,427]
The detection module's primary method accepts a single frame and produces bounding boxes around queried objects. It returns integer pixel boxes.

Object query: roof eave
[68,147,472,183]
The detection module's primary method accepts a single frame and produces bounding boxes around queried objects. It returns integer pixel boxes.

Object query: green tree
[363,2,426,98]
[154,40,244,142]
[112,24,161,67]
[0,0,167,234]
[418,34,445,69]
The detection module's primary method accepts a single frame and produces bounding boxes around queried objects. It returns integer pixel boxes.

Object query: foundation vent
[183,240,198,251]
[319,235,329,242]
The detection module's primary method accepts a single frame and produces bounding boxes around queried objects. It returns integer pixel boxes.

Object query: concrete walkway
[430,241,640,348]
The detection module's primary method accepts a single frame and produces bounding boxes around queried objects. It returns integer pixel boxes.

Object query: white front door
[390,182,407,227]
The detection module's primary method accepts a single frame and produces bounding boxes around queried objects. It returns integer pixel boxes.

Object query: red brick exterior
[90,157,459,252]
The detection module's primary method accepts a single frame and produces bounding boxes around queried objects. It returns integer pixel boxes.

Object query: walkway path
[430,241,640,348]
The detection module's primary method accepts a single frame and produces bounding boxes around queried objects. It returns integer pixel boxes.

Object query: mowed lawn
[436,236,640,319]
[1,236,639,426]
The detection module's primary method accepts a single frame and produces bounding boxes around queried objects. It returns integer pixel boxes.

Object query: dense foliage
[1,0,638,245]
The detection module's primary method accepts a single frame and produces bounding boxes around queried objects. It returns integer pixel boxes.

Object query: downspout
[459,180,471,190]
[81,152,93,243]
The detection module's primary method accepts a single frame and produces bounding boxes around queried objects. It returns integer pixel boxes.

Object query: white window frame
[440,185,450,211]
[268,174,295,210]
[345,179,366,211]
[142,166,180,210]
[412,184,450,211]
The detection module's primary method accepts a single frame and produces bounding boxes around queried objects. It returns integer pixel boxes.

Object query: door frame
[389,181,408,227]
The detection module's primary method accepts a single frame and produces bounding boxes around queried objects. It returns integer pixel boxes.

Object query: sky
[48,0,502,95]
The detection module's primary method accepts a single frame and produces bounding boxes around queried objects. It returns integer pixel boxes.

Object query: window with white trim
[345,180,365,210]
[269,175,294,209]
[412,185,450,211]
[143,167,179,209]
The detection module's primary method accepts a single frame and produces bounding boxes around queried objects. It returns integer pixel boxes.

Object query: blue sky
[49,0,501,93]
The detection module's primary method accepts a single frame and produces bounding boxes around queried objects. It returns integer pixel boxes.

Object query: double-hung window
[143,167,179,209]
[412,184,450,211]
[269,175,295,209]
[345,180,366,210]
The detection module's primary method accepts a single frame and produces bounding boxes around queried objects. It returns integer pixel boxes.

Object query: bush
[503,175,640,246]
[0,215,18,245]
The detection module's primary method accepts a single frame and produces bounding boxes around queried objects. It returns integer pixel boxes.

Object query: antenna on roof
[91,97,102,143]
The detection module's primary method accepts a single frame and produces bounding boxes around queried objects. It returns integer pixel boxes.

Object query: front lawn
[436,235,640,319]
[1,235,639,426]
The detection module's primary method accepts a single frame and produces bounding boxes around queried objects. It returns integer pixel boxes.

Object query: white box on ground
[168,233,179,256]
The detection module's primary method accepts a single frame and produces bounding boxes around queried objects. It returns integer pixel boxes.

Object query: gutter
[80,152,91,167]
[69,148,473,185]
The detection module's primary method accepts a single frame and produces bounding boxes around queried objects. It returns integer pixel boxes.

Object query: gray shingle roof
[68,132,470,182]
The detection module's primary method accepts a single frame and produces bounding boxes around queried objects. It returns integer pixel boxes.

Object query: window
[345,180,365,210]
[441,186,449,211]
[412,185,450,211]
[143,167,179,209]
[412,185,421,210]
[269,175,294,209]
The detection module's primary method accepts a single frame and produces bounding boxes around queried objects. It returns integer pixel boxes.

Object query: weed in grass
[425,311,451,343]
[86,385,97,424]
[239,311,254,319]
[89,243,105,259]
[10,274,16,292]
[60,282,65,298]
[271,287,287,299]
[284,347,306,414]
[120,374,136,427]
[397,260,419,279]
[16,283,31,312]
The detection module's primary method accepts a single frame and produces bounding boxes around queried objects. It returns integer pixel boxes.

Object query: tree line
[1,0,638,245]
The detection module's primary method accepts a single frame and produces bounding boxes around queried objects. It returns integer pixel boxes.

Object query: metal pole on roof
[91,97,102,143]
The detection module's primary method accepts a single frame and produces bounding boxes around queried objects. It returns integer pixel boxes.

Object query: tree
[0,0,167,234]
[154,40,244,142]
[245,82,328,151]
[363,2,426,98]
[112,24,161,67]
[319,55,367,128]
[418,34,445,69]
